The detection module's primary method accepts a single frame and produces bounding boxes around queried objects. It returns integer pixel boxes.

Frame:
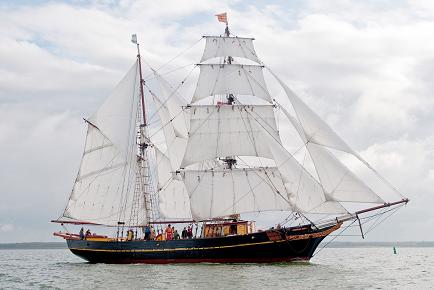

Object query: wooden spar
[314,198,409,229]
[355,198,409,216]
[51,219,102,226]
[337,198,409,224]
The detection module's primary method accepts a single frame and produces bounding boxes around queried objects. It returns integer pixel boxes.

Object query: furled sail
[63,62,144,225]
[182,167,292,220]
[192,64,271,103]
[181,104,280,167]
[201,36,260,63]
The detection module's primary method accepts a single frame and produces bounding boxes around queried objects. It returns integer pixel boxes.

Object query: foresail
[270,69,355,155]
[192,64,271,103]
[181,104,279,167]
[201,36,260,63]
[275,77,383,205]
[307,143,384,203]
[63,62,143,226]
[264,127,347,214]
[182,167,291,220]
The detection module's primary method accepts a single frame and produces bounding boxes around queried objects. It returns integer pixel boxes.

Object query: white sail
[270,69,355,154]
[182,167,291,220]
[152,92,187,170]
[264,128,347,214]
[88,63,141,155]
[201,36,260,63]
[307,143,384,203]
[63,62,143,225]
[279,104,383,204]
[181,104,279,167]
[192,64,271,103]
[154,71,188,138]
[155,147,192,219]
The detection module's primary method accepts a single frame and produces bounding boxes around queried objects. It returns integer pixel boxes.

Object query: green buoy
[393,246,397,254]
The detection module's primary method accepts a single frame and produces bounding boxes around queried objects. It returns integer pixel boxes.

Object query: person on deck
[165,224,173,240]
[144,224,151,241]
[127,229,134,241]
[174,229,180,240]
[150,226,155,240]
[187,226,193,239]
[156,230,163,241]
[181,227,187,239]
[79,227,84,240]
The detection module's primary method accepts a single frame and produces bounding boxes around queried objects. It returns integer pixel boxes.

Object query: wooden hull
[66,224,340,264]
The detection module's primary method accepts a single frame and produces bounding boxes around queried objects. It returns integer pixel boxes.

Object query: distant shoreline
[1,241,434,250]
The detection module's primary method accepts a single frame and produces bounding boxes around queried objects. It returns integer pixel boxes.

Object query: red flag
[215,12,228,24]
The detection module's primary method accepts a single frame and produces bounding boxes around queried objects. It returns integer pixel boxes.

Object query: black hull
[66,225,339,264]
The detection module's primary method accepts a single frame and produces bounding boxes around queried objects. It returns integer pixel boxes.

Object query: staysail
[151,72,192,219]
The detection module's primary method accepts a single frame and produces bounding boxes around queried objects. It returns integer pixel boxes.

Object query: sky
[0,0,433,243]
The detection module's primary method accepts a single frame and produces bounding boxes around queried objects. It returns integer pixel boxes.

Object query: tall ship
[53,15,408,264]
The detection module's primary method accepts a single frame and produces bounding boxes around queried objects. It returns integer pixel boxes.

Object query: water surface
[0,247,432,289]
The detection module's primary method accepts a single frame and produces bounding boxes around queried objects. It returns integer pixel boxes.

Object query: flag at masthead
[215,12,229,36]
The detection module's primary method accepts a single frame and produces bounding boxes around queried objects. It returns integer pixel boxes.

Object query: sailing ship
[52,18,408,264]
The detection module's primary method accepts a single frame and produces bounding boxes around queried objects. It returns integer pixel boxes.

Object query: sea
[0,247,432,289]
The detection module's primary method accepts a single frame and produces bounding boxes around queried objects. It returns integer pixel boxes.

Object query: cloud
[0,0,433,242]
[0,223,14,232]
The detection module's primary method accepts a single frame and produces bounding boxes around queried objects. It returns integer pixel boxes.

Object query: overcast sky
[1,0,433,243]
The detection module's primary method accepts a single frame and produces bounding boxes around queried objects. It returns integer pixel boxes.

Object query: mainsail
[63,62,145,226]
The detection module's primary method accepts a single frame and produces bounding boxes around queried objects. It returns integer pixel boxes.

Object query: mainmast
[130,34,153,226]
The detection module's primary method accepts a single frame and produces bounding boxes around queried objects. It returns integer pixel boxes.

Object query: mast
[131,34,153,226]
[135,37,147,126]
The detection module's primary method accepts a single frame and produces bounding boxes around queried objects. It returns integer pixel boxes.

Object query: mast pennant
[131,34,137,44]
